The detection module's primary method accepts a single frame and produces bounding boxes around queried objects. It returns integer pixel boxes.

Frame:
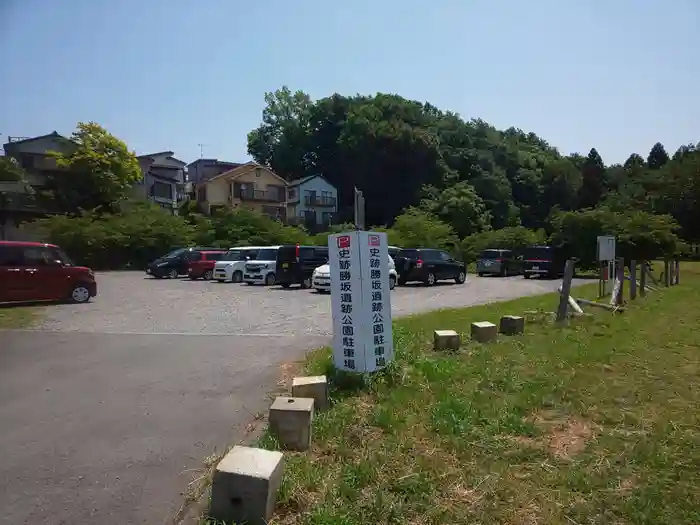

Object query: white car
[312,255,398,293]
[243,246,281,286]
[213,246,263,283]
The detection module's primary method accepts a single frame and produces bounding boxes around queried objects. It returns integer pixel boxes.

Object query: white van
[312,254,398,293]
[243,246,281,286]
[213,246,263,283]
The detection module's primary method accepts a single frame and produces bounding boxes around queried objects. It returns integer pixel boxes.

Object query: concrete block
[433,329,461,351]
[268,396,314,451]
[292,375,329,411]
[209,445,284,525]
[499,315,525,335]
[471,321,498,343]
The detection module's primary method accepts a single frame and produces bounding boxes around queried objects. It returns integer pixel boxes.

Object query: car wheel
[524,273,531,279]
[204,270,213,280]
[398,278,407,286]
[265,273,276,286]
[232,271,242,283]
[389,275,396,290]
[501,267,508,277]
[455,271,466,284]
[70,284,91,304]
[425,272,436,286]
[167,268,178,279]
[478,272,484,277]
[301,277,312,289]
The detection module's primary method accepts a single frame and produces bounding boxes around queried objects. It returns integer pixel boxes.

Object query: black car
[146,247,219,279]
[476,249,521,277]
[522,245,565,279]
[276,244,329,289]
[395,248,467,286]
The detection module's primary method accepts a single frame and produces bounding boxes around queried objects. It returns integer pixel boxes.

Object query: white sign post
[328,231,393,373]
[597,235,616,295]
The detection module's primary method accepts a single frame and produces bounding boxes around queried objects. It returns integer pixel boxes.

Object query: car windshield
[56,248,73,266]
[222,249,253,261]
[479,250,502,259]
[255,249,278,261]
[163,248,187,259]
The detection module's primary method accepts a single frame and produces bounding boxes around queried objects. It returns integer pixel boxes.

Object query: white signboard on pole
[597,235,616,262]
[328,231,393,373]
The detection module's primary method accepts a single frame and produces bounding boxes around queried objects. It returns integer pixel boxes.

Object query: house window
[151,181,173,199]
[255,168,262,178]
[288,188,296,199]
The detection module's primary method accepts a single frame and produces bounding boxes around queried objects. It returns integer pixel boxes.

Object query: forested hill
[247,87,700,243]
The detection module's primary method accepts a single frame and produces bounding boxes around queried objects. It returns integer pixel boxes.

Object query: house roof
[204,162,288,185]
[138,151,187,167]
[289,174,336,189]
[3,131,72,152]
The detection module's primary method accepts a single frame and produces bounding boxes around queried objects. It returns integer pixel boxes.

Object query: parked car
[522,245,566,279]
[243,247,281,286]
[146,247,219,279]
[276,245,329,289]
[476,249,521,277]
[186,250,227,280]
[0,241,97,304]
[395,248,467,286]
[312,254,398,293]
[213,246,263,283]
[388,245,402,258]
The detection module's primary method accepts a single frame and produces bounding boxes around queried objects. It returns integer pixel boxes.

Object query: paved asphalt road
[0,272,592,525]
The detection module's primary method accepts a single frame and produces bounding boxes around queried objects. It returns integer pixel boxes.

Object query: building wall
[289,177,338,225]
[205,166,287,219]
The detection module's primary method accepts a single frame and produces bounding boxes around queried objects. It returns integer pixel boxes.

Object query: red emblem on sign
[368,235,380,246]
[337,235,351,249]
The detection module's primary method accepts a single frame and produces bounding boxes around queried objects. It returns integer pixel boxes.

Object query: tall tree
[420,181,491,237]
[46,122,141,212]
[623,153,645,170]
[647,142,670,170]
[247,86,313,180]
[577,148,606,209]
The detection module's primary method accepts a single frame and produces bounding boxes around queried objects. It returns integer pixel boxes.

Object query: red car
[0,241,97,304]
[187,250,226,280]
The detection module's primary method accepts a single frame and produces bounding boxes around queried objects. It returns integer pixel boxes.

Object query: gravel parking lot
[3,272,593,525]
[37,271,589,335]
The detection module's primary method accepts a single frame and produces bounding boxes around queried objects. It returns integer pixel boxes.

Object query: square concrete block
[433,329,461,351]
[292,375,329,411]
[471,321,498,343]
[499,315,525,335]
[209,445,284,525]
[269,396,314,451]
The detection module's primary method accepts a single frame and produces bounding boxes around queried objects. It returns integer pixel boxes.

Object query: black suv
[395,248,467,286]
[146,247,219,279]
[522,245,565,279]
[276,245,329,289]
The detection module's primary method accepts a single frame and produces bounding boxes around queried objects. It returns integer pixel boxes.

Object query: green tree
[647,142,670,170]
[388,207,458,250]
[46,122,142,212]
[420,181,491,237]
[577,148,606,209]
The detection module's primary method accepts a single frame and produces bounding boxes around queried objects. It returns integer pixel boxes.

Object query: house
[286,175,338,230]
[133,151,187,214]
[195,161,288,221]
[186,158,242,184]
[1,132,74,240]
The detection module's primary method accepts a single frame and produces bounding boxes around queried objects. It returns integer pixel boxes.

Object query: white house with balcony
[286,175,338,230]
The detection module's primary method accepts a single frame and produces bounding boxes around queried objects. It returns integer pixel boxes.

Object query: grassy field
[0,306,40,329]
[258,265,700,525]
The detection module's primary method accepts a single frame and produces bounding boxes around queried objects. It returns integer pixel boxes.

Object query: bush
[459,226,547,263]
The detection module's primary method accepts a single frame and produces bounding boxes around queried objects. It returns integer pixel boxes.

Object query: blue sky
[1,0,698,165]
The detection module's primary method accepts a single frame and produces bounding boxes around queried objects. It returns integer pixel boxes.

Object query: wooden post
[675,260,680,285]
[598,263,605,298]
[664,260,670,287]
[556,259,575,323]
[615,257,625,305]
[640,261,647,297]
[669,259,675,286]
[630,260,637,300]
